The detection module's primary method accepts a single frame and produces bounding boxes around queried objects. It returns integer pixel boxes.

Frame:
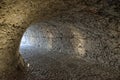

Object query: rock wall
[0,0,120,76]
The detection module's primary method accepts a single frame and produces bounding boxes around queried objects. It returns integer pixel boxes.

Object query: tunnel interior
[18,17,119,80]
[0,0,120,80]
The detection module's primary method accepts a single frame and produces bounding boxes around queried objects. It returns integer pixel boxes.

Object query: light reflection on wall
[20,34,29,46]
[20,23,85,56]
[70,25,85,57]
[47,33,53,50]
[20,29,36,47]
[20,24,53,52]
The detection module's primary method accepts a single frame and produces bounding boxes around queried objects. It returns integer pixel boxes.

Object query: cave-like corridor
[0,0,120,80]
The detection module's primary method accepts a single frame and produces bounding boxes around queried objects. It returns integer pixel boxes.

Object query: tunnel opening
[18,18,120,80]
[19,23,53,65]
[18,21,89,79]
[19,22,80,64]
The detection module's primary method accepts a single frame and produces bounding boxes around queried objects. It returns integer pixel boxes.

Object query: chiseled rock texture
[0,0,120,79]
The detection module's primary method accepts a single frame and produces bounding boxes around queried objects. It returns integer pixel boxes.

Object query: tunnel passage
[20,23,75,54]
[0,13,120,80]
[18,21,87,80]
[19,22,85,62]
[18,17,120,80]
[0,0,120,80]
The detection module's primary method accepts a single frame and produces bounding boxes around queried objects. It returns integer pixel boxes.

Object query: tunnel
[0,0,120,80]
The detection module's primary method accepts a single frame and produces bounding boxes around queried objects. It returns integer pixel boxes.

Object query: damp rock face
[0,0,120,79]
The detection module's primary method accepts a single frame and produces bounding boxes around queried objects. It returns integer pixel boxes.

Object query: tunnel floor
[4,46,119,80]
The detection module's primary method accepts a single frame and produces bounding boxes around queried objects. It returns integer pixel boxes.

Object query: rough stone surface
[0,0,120,79]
